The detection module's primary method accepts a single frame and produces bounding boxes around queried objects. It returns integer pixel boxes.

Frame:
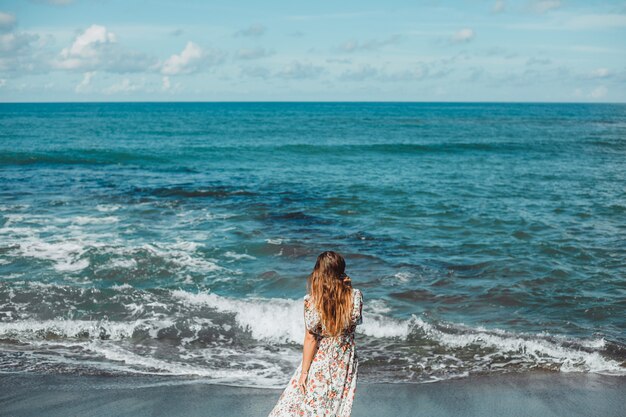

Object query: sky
[0,0,625,102]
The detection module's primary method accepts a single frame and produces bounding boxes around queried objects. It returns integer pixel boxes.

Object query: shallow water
[0,102,625,386]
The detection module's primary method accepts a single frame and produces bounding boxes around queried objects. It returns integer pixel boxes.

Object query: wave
[2,285,624,373]
[409,318,624,375]
[171,289,624,375]
[0,318,292,387]
[0,319,146,341]
[0,288,624,386]
[171,289,409,343]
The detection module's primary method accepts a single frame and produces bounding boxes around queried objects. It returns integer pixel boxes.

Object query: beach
[1,373,624,417]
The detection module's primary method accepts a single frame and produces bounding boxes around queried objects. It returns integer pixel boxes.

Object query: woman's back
[268,251,363,417]
[304,287,363,341]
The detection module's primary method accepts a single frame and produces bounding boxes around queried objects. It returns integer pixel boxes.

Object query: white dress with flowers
[268,288,363,417]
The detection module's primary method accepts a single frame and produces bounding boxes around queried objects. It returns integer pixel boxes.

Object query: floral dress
[269,288,363,417]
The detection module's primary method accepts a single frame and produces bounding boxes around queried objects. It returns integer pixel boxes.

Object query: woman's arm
[298,329,318,394]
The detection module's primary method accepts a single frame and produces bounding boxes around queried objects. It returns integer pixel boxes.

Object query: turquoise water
[0,102,625,385]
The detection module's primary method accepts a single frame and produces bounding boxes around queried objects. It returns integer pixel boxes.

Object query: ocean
[0,102,624,387]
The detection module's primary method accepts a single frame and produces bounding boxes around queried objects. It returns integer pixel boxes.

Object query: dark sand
[0,373,624,417]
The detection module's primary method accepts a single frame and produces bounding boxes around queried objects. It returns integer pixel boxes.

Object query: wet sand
[0,373,624,417]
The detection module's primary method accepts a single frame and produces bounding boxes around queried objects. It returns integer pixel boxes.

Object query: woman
[269,251,363,417]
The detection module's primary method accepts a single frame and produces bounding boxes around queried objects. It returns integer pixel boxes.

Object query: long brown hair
[307,251,353,336]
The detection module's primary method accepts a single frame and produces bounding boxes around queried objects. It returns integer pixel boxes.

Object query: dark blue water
[0,102,624,386]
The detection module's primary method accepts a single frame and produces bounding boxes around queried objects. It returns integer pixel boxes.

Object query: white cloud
[0,31,43,73]
[236,47,272,60]
[276,61,323,79]
[339,64,427,82]
[338,64,380,81]
[75,70,95,92]
[161,75,181,92]
[492,0,506,13]
[56,24,154,72]
[483,46,515,58]
[564,14,626,30]
[590,86,607,99]
[0,78,6,88]
[569,45,615,53]
[326,58,352,64]
[337,35,401,53]
[0,31,38,54]
[234,24,266,37]
[531,0,561,14]
[161,41,223,75]
[589,68,610,78]
[103,77,141,94]
[526,57,551,65]
[507,14,626,31]
[60,24,115,63]
[161,41,207,75]
[240,65,271,79]
[0,12,16,32]
[451,28,475,43]
[286,11,376,21]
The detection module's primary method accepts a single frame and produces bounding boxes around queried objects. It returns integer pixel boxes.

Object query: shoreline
[0,372,623,417]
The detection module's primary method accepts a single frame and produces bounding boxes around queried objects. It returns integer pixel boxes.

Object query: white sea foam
[1,326,288,387]
[175,209,235,223]
[2,277,622,379]
[393,271,413,283]
[170,290,625,375]
[96,204,121,212]
[0,218,100,273]
[141,242,222,273]
[3,214,25,227]
[368,299,392,314]
[172,290,304,343]
[111,283,134,290]
[578,338,607,349]
[0,216,220,275]
[360,314,410,338]
[12,237,93,272]
[107,258,138,269]
[170,289,413,343]
[79,341,289,387]
[1,292,623,385]
[0,272,22,279]
[0,204,29,212]
[410,317,625,375]
[224,251,256,260]
[0,319,144,341]
[73,216,119,225]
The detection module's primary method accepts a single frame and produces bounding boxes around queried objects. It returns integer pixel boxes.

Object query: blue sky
[0,0,625,102]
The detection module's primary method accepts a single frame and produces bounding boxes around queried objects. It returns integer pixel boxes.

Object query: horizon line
[0,100,624,105]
